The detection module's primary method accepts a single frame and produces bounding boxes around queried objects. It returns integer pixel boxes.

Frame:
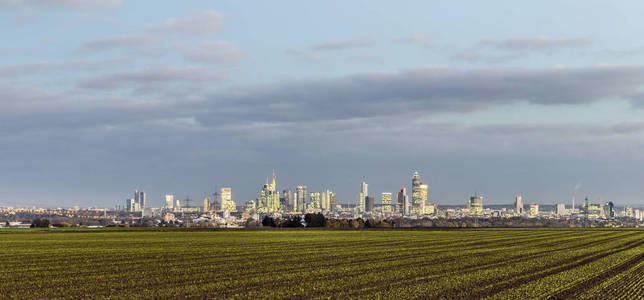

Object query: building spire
[272,169,276,188]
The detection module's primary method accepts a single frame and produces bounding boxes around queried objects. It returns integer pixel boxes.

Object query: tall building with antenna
[358,181,368,213]
[411,172,427,215]
[258,171,280,213]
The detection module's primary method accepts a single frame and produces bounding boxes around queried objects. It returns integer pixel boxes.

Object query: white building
[164,194,174,209]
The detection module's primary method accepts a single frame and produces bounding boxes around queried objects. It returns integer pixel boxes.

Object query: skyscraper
[420,184,428,213]
[296,186,307,213]
[164,194,174,210]
[515,195,523,215]
[397,188,409,215]
[358,181,368,213]
[134,189,146,212]
[606,201,615,219]
[258,172,279,213]
[556,203,566,215]
[365,196,374,212]
[329,191,337,211]
[381,192,392,214]
[221,187,235,212]
[245,200,256,213]
[281,189,293,211]
[411,172,426,215]
[126,198,136,212]
[309,192,321,210]
[321,190,332,211]
[203,197,211,212]
[468,195,483,216]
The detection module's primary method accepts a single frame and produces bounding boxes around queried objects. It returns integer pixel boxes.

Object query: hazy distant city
[2,171,642,229]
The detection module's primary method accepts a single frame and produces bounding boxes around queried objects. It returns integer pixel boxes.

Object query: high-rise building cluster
[355,171,436,216]
[411,172,429,215]
[117,171,639,222]
[245,172,337,214]
[126,189,146,212]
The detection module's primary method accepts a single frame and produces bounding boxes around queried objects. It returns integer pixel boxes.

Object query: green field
[1,229,643,299]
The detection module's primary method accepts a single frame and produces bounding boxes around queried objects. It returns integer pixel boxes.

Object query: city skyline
[3,169,644,209]
[118,170,642,211]
[4,1,644,207]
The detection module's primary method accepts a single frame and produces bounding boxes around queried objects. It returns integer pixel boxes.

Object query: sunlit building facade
[203,197,211,212]
[358,181,368,213]
[381,192,392,214]
[164,194,174,210]
[221,187,236,212]
[411,172,427,215]
[468,195,483,216]
[529,203,539,216]
[309,192,321,210]
[296,186,307,213]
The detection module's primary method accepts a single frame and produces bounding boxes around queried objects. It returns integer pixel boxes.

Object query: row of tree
[261,213,327,228]
[258,215,636,229]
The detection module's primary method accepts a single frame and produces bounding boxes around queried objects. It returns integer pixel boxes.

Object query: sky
[2,0,644,208]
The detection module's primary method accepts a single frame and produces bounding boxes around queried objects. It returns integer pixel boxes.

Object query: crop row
[0,229,642,299]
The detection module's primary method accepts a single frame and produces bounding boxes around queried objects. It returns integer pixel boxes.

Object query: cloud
[393,32,432,48]
[0,58,129,77]
[0,0,122,9]
[311,39,372,51]
[451,51,521,64]
[198,66,644,125]
[180,41,243,64]
[78,66,226,93]
[146,10,224,35]
[5,65,644,206]
[82,35,156,52]
[481,36,592,51]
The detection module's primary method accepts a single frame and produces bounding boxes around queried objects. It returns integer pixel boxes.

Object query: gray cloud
[180,41,243,64]
[0,58,129,77]
[6,65,644,131]
[146,10,224,35]
[78,66,226,94]
[451,51,521,64]
[4,66,644,206]
[311,39,372,51]
[481,36,593,50]
[82,35,156,52]
[198,66,644,125]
